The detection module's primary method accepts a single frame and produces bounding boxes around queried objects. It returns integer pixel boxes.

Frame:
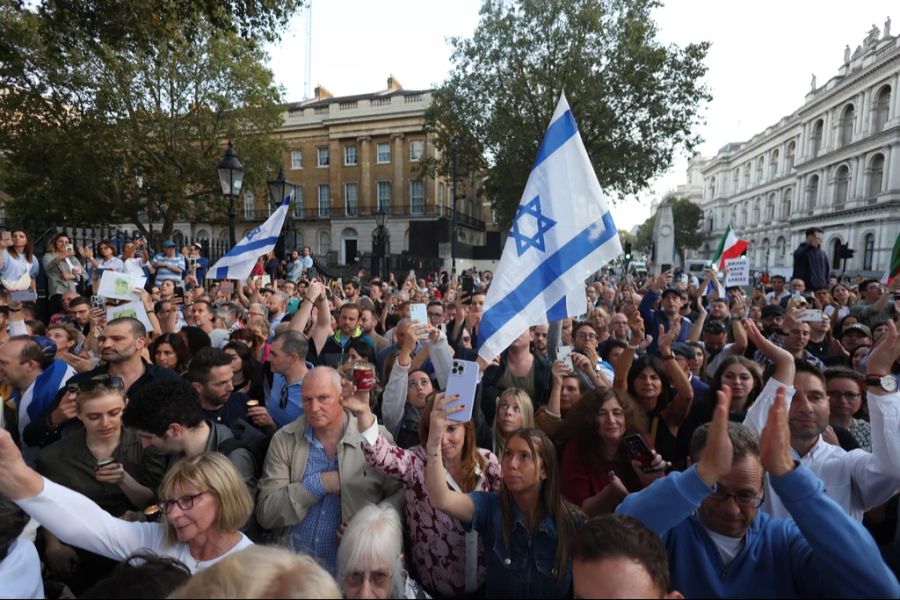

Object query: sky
[267,0,897,231]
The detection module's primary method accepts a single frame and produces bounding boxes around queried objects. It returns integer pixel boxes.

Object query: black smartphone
[623,433,664,473]
[175,286,185,298]
[462,275,475,295]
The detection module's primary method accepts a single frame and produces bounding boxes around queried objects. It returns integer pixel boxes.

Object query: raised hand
[306,280,325,302]
[759,386,795,477]
[866,319,900,377]
[696,385,735,486]
[658,321,680,356]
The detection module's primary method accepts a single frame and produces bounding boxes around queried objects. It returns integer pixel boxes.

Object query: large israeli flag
[207,194,292,280]
[478,93,622,361]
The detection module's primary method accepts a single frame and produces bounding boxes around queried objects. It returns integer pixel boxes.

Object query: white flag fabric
[207,195,291,280]
[478,93,622,361]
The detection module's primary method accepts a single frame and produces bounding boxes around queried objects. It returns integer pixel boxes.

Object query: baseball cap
[191,242,203,250]
[841,323,872,339]
[671,342,694,360]
[661,287,682,299]
[761,305,785,319]
[162,239,176,247]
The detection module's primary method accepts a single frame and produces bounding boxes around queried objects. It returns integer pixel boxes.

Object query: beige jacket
[255,410,404,532]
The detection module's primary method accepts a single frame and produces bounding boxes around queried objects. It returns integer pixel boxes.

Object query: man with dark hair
[618,386,899,597]
[765,274,791,305]
[639,272,692,355]
[850,277,900,328]
[265,330,312,429]
[825,366,870,451]
[573,514,681,599]
[342,280,361,304]
[67,296,93,337]
[186,347,269,431]
[791,227,829,291]
[313,301,362,367]
[744,327,900,521]
[123,379,257,494]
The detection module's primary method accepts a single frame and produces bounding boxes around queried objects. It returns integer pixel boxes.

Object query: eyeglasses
[827,390,861,401]
[708,488,764,508]
[576,332,597,339]
[279,383,290,410]
[158,491,208,514]
[70,375,125,394]
[345,569,391,588]
[427,312,443,318]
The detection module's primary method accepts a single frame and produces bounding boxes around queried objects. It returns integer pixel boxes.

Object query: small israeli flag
[478,93,622,361]
[207,194,292,280]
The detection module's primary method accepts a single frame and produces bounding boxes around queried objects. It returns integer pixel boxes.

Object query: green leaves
[425,0,710,228]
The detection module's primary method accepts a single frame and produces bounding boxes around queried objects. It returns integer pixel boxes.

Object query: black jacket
[792,242,830,290]
[481,350,552,425]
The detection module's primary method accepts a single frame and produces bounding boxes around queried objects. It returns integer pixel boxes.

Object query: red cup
[352,363,375,391]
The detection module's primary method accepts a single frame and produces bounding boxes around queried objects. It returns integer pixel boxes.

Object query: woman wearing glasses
[33,381,164,593]
[0,430,254,575]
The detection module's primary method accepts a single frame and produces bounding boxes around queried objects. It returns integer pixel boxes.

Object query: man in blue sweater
[617,386,899,598]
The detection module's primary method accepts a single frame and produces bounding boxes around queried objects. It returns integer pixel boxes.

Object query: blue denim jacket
[465,491,572,598]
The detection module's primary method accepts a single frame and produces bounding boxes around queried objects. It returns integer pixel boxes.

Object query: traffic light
[623,241,632,261]
[839,242,855,260]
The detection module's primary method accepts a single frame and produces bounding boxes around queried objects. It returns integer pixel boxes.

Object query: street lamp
[267,166,295,258]
[372,209,388,279]
[450,136,459,276]
[217,139,245,247]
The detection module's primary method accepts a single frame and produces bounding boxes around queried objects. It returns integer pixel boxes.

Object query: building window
[743,164,750,188]
[752,199,760,223]
[291,149,303,170]
[834,165,850,205]
[766,194,775,221]
[243,191,255,219]
[317,146,329,167]
[874,86,891,133]
[376,142,391,164]
[770,149,779,178]
[318,230,331,256]
[409,140,425,162]
[785,141,796,172]
[776,237,786,266]
[344,183,358,216]
[811,119,824,156]
[839,104,855,146]
[806,175,819,209]
[318,184,330,217]
[376,181,391,212]
[344,145,357,166]
[438,182,446,211]
[292,187,304,218]
[863,233,875,270]
[410,180,425,214]
[756,156,764,183]
[782,189,792,218]
[831,239,843,270]
[868,153,885,197]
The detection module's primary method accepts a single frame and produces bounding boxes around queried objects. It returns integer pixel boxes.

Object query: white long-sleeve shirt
[15,478,252,573]
[0,537,43,598]
[744,377,900,521]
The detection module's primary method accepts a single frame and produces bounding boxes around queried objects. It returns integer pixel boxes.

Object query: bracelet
[627,343,641,350]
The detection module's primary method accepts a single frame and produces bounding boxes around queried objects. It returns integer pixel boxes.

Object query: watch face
[881,375,898,392]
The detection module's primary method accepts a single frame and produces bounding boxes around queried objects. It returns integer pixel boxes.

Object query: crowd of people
[0,224,899,598]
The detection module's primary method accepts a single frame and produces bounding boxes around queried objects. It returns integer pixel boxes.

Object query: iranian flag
[710,223,749,269]
[882,233,900,284]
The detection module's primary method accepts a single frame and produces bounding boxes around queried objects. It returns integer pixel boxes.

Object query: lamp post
[267,166,296,259]
[372,208,388,280]
[450,136,459,276]
[217,139,245,248]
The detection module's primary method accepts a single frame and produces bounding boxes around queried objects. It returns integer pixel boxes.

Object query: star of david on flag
[478,93,623,361]
[207,194,293,281]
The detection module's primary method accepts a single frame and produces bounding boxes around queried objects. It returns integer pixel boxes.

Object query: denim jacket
[465,491,572,598]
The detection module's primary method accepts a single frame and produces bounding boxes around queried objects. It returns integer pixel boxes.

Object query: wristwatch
[865,373,898,393]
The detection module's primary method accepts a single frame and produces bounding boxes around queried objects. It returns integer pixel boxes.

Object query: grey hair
[304,366,342,394]
[215,302,242,327]
[273,329,309,360]
[689,421,760,464]
[336,503,406,598]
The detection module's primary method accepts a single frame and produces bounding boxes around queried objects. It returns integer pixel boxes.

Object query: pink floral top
[362,432,502,597]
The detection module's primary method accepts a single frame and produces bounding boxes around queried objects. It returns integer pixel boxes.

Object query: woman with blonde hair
[0,440,254,574]
[493,387,535,456]
[171,546,340,598]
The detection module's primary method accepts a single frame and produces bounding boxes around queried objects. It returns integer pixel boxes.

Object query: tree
[634,197,703,264]
[0,3,288,237]
[424,0,710,227]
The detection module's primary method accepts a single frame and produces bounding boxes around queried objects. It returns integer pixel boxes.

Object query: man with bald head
[256,366,403,574]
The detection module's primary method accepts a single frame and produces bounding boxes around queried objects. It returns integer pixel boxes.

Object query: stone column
[858,90,870,137]
[891,75,900,125]
[358,136,372,213]
[887,144,900,190]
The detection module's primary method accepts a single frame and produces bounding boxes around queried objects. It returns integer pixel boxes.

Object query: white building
[695,21,900,277]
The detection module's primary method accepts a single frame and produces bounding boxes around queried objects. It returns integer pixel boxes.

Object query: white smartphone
[410,303,427,324]
[557,345,574,370]
[800,309,824,322]
[444,359,479,423]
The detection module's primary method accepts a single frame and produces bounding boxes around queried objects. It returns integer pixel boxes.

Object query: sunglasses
[67,375,125,395]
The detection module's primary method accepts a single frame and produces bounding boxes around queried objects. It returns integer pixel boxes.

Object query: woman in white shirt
[122,239,150,277]
[83,239,125,290]
[0,430,254,574]
[0,229,40,289]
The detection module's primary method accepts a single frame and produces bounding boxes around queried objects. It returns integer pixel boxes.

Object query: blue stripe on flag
[222,236,280,259]
[546,296,568,321]
[532,110,578,170]
[479,211,618,345]
[216,266,230,279]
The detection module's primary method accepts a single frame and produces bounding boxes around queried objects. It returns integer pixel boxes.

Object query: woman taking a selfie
[342,384,501,598]
[426,393,583,598]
